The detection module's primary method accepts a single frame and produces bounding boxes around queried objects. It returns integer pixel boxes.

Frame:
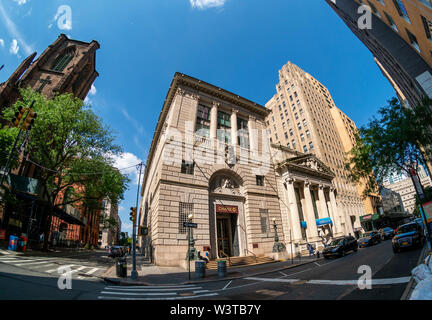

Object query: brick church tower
[0,34,100,109]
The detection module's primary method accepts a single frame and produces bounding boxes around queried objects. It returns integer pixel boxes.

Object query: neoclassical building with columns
[138,73,358,267]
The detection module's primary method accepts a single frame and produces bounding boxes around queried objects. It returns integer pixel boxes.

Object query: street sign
[183,222,197,228]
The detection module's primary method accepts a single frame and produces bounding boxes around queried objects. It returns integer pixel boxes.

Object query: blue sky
[0,0,396,234]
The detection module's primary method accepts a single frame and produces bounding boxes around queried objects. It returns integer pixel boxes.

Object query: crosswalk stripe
[103,287,202,292]
[14,261,52,266]
[101,291,177,296]
[32,263,56,268]
[104,285,198,289]
[84,267,99,275]
[46,265,75,273]
[97,293,219,300]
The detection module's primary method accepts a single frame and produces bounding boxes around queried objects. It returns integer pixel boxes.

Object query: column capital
[231,108,239,114]
[318,184,325,190]
[190,93,200,101]
[285,177,296,184]
[304,180,311,188]
[249,115,256,121]
[212,101,220,108]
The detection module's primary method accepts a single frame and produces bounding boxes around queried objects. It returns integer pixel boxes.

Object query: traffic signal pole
[131,162,143,280]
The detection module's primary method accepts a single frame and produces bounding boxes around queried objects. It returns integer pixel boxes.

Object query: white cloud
[121,108,145,135]
[13,0,28,5]
[0,3,33,55]
[110,152,143,185]
[0,39,4,47]
[9,39,19,55]
[189,0,226,9]
[89,84,97,96]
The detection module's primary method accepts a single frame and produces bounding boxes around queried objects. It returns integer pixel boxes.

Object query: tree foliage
[346,97,432,197]
[1,88,130,246]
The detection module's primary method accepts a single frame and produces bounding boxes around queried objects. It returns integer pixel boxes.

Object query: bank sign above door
[216,204,239,214]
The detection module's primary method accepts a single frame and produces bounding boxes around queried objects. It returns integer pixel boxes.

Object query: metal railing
[219,249,231,266]
[244,248,258,263]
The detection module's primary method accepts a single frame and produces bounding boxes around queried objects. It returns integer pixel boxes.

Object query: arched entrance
[208,170,247,260]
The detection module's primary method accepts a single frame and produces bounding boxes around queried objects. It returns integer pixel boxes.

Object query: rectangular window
[418,0,432,9]
[406,28,420,52]
[367,1,381,17]
[259,209,270,233]
[300,133,305,141]
[179,202,193,234]
[384,11,398,31]
[217,111,231,143]
[284,132,288,139]
[292,139,296,148]
[393,0,410,23]
[181,160,194,175]
[309,141,314,150]
[237,117,249,148]
[303,145,308,152]
[422,15,432,40]
[196,104,210,138]
[256,175,265,186]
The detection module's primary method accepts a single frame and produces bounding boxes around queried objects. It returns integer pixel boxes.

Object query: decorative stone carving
[176,88,185,96]
[211,175,240,195]
[190,93,200,101]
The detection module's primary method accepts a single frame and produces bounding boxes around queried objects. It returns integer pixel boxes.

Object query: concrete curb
[400,244,430,300]
[103,258,320,287]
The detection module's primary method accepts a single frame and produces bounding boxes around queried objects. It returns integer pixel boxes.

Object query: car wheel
[341,250,345,257]
[353,247,358,252]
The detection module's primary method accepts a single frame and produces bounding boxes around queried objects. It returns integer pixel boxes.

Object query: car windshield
[397,224,417,235]
[328,239,343,246]
[384,227,393,232]
[362,232,372,238]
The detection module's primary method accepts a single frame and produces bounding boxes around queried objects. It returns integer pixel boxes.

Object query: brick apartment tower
[265,62,370,237]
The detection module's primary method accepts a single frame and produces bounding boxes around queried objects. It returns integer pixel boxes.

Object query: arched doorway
[209,170,247,260]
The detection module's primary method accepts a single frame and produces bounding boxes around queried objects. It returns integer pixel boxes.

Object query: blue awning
[300,221,307,229]
[316,217,333,227]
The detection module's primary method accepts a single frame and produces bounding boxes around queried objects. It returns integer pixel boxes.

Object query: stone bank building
[138,73,353,267]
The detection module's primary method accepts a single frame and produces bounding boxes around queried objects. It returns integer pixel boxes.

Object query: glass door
[217,217,232,257]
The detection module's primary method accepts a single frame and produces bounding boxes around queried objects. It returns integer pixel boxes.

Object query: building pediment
[276,154,335,180]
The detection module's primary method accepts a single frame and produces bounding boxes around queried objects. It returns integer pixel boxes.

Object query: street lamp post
[187,213,196,281]
[272,218,284,253]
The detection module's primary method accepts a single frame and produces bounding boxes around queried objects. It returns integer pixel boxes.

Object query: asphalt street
[0,240,424,300]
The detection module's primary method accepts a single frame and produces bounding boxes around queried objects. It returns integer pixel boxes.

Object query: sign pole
[131,162,143,281]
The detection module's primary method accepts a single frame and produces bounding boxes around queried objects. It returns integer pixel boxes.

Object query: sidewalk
[0,242,96,257]
[102,254,321,286]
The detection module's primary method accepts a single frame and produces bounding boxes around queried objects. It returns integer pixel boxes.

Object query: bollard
[217,260,227,278]
[195,260,206,279]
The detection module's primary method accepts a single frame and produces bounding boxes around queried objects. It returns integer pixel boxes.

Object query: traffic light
[12,106,26,128]
[130,207,137,224]
[138,226,148,236]
[21,110,37,131]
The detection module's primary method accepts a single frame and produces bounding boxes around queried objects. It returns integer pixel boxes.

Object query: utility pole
[131,162,143,280]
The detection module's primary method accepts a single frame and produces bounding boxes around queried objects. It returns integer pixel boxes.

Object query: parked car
[358,230,381,248]
[323,235,358,259]
[379,227,395,240]
[108,246,124,258]
[392,222,425,253]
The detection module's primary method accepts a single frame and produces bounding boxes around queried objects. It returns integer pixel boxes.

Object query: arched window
[51,47,75,72]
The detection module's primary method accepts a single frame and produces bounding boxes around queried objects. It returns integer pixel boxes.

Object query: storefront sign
[360,214,372,222]
[216,205,238,214]
[422,201,432,223]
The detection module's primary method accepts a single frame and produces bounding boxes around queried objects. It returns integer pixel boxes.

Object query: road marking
[101,291,177,296]
[103,287,202,292]
[245,276,411,286]
[32,263,56,268]
[314,262,321,267]
[84,267,99,275]
[223,280,232,290]
[104,285,198,289]
[97,293,219,300]
[46,265,75,273]
[14,261,53,266]
[279,271,288,276]
[193,290,209,294]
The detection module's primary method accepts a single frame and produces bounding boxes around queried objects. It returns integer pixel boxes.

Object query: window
[421,15,432,40]
[303,145,308,152]
[393,0,410,23]
[406,28,420,52]
[275,133,278,140]
[217,111,231,143]
[287,142,290,148]
[303,119,307,127]
[278,105,282,111]
[297,123,302,130]
[237,117,249,148]
[289,128,294,136]
[309,141,314,150]
[260,209,270,233]
[196,104,210,138]
[256,175,265,186]
[51,50,74,72]
[181,160,194,175]
[179,202,193,234]
[367,1,381,17]
[306,130,310,138]
[280,113,284,120]
[295,113,299,120]
[292,139,296,148]
[419,0,432,10]
[384,11,398,31]
[300,133,305,141]
[289,95,293,102]
[294,91,298,98]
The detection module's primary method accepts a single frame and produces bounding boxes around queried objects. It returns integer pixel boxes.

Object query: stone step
[205,256,275,270]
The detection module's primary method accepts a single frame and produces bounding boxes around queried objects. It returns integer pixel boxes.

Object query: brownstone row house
[0,34,102,247]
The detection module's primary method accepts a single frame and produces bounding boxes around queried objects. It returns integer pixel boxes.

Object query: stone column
[303,181,319,241]
[231,109,238,146]
[329,187,343,236]
[285,178,302,242]
[248,115,257,153]
[210,102,219,141]
[318,185,329,219]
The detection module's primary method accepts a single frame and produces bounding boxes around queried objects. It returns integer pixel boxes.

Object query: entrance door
[217,217,232,257]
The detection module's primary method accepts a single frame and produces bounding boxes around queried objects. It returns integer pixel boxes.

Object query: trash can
[217,260,226,278]
[195,261,206,279]
[8,235,18,251]
[19,236,28,253]
[116,257,127,278]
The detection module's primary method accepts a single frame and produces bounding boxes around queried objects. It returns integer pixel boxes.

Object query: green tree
[413,186,432,218]
[1,88,130,249]
[346,97,432,198]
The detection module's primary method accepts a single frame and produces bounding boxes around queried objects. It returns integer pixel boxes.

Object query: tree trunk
[42,205,54,251]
